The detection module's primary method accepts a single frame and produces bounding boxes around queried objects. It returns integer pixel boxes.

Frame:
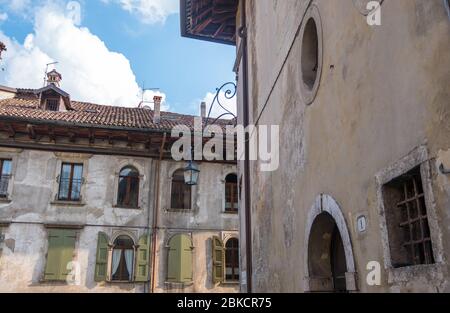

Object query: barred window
[382,166,435,268]
[46,99,59,111]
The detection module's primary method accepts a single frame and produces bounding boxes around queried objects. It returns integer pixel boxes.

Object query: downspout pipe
[239,0,253,294]
[150,133,167,293]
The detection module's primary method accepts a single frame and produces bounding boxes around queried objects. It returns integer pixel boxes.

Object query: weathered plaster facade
[0,78,239,293]
[234,0,450,293]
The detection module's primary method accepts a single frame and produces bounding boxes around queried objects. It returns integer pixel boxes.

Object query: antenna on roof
[138,82,160,109]
[43,61,59,87]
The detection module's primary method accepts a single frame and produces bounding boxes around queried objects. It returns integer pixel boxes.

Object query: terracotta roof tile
[0,93,234,132]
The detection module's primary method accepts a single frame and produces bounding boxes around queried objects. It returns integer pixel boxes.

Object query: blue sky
[0,0,236,116]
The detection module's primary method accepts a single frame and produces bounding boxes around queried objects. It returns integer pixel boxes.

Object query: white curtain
[124,250,134,280]
[111,249,122,276]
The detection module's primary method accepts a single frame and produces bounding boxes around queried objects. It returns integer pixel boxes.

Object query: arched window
[111,235,134,281]
[225,174,238,213]
[167,234,193,283]
[225,238,239,282]
[171,169,191,210]
[117,166,140,208]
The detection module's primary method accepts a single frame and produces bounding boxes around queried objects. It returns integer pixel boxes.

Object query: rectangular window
[171,170,192,210]
[225,182,238,212]
[44,229,77,281]
[58,163,83,201]
[0,159,12,198]
[46,99,59,111]
[382,166,435,268]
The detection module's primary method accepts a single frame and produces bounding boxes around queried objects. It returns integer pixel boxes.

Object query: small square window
[382,166,435,268]
[46,99,59,111]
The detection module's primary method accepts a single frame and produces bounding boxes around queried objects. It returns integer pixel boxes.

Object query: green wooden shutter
[167,235,181,282]
[60,230,77,280]
[180,235,193,283]
[167,234,193,283]
[135,233,150,282]
[212,236,224,284]
[44,229,63,281]
[44,229,76,281]
[94,232,109,282]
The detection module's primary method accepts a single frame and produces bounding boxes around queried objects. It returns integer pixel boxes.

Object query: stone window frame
[112,160,147,210]
[0,149,21,203]
[165,165,198,214]
[220,231,240,285]
[50,153,91,206]
[299,5,323,105]
[106,230,139,283]
[375,145,445,284]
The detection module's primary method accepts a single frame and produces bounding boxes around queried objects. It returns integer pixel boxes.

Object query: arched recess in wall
[299,5,323,105]
[352,0,385,16]
[304,194,358,293]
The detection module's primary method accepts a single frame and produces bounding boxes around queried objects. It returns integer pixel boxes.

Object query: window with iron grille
[46,99,59,111]
[382,166,435,268]
[58,163,83,201]
[0,159,12,198]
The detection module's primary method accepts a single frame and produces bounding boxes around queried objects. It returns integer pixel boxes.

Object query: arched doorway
[304,195,357,293]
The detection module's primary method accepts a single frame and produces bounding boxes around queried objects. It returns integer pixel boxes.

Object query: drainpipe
[240,0,253,294]
[150,132,167,293]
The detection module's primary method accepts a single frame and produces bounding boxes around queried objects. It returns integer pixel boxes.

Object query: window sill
[221,281,240,286]
[222,211,239,215]
[387,263,445,284]
[106,280,136,284]
[113,205,141,210]
[50,200,86,207]
[165,208,194,214]
[165,281,194,289]
[0,198,12,204]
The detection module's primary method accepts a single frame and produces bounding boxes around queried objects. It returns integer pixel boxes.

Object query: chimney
[201,101,206,118]
[46,69,62,87]
[153,96,162,124]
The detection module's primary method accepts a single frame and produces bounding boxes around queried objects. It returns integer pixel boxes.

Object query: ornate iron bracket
[203,82,237,131]
[439,163,450,175]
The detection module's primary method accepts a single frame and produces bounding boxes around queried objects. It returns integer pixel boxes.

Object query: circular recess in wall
[352,0,384,16]
[299,5,323,105]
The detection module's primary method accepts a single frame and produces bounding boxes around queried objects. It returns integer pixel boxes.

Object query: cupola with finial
[46,69,62,87]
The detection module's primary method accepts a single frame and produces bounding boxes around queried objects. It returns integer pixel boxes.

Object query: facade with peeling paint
[181,0,450,293]
[0,76,239,293]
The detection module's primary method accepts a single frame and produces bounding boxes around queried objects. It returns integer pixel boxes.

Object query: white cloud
[103,0,178,24]
[0,2,168,109]
[201,90,237,119]
[0,12,8,22]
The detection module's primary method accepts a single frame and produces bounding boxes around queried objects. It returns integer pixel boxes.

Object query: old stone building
[181,0,450,292]
[0,70,239,293]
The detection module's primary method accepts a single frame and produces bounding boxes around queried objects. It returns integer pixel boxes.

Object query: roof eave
[179,0,236,46]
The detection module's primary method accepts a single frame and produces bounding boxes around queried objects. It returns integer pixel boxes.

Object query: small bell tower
[46,69,62,87]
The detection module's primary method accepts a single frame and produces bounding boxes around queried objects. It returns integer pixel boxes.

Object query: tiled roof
[0,92,234,132]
